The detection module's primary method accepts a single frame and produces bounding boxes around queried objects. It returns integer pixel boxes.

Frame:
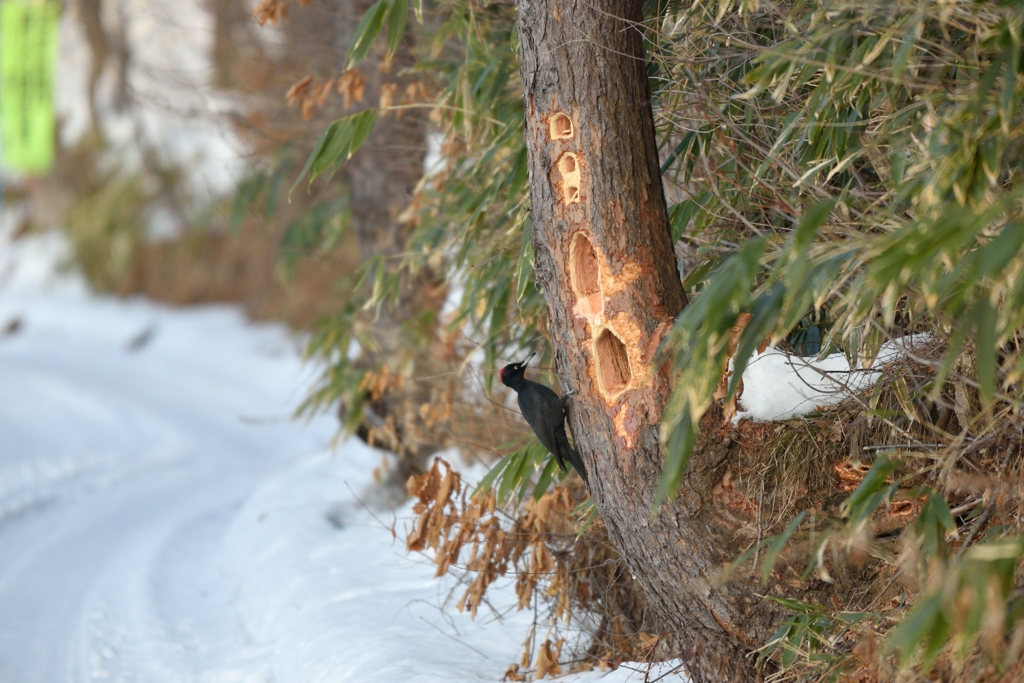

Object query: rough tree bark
[517,2,790,680]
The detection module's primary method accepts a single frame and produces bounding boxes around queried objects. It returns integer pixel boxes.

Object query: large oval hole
[549,112,574,140]
[595,328,631,395]
[570,232,600,298]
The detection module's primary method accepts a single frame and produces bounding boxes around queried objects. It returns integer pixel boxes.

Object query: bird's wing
[517,388,560,456]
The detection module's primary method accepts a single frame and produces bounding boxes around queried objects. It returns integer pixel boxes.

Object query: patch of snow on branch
[734,335,933,423]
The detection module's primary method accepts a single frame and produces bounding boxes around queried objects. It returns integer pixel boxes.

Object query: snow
[0,223,688,682]
[734,336,932,423]
[0,208,87,297]
[54,0,246,200]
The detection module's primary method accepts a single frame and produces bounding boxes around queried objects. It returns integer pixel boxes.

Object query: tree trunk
[287,1,444,470]
[517,2,789,680]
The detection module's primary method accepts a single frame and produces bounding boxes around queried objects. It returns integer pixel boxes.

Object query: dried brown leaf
[252,0,287,26]
[502,663,525,682]
[534,639,563,679]
[285,75,313,105]
[336,69,365,110]
[380,83,399,112]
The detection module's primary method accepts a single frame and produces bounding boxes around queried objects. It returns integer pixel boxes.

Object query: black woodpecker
[499,354,588,486]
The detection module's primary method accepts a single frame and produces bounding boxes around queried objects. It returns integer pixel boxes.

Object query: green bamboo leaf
[887,594,946,668]
[660,131,696,174]
[792,200,835,253]
[496,449,525,503]
[975,291,996,406]
[1001,44,1017,132]
[756,622,792,668]
[780,620,803,668]
[668,197,702,242]
[764,596,827,614]
[965,540,1024,562]
[290,120,340,196]
[979,137,1000,185]
[729,283,783,400]
[913,492,956,561]
[921,610,950,667]
[533,456,560,501]
[291,111,379,193]
[516,468,535,502]
[892,13,922,81]
[574,497,598,539]
[475,452,514,496]
[346,0,389,68]
[312,118,355,179]
[973,52,1006,115]
[680,254,719,290]
[385,0,408,61]
[518,445,546,497]
[348,110,379,161]
[496,443,546,503]
[840,455,900,521]
[890,139,907,187]
[762,511,808,584]
[655,413,696,508]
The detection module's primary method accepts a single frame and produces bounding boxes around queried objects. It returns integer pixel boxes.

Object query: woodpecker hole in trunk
[549,112,574,140]
[595,328,631,396]
[570,232,603,318]
[570,232,600,296]
[557,153,581,204]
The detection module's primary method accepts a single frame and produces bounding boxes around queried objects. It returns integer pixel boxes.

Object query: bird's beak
[521,352,536,368]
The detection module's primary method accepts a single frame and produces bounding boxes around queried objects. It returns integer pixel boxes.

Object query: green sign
[0,0,60,174]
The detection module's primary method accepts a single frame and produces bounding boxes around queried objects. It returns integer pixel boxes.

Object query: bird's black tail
[555,391,588,487]
[555,429,588,487]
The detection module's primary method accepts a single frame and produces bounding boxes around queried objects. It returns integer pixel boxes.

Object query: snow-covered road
[0,229,682,682]
[0,234,335,681]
